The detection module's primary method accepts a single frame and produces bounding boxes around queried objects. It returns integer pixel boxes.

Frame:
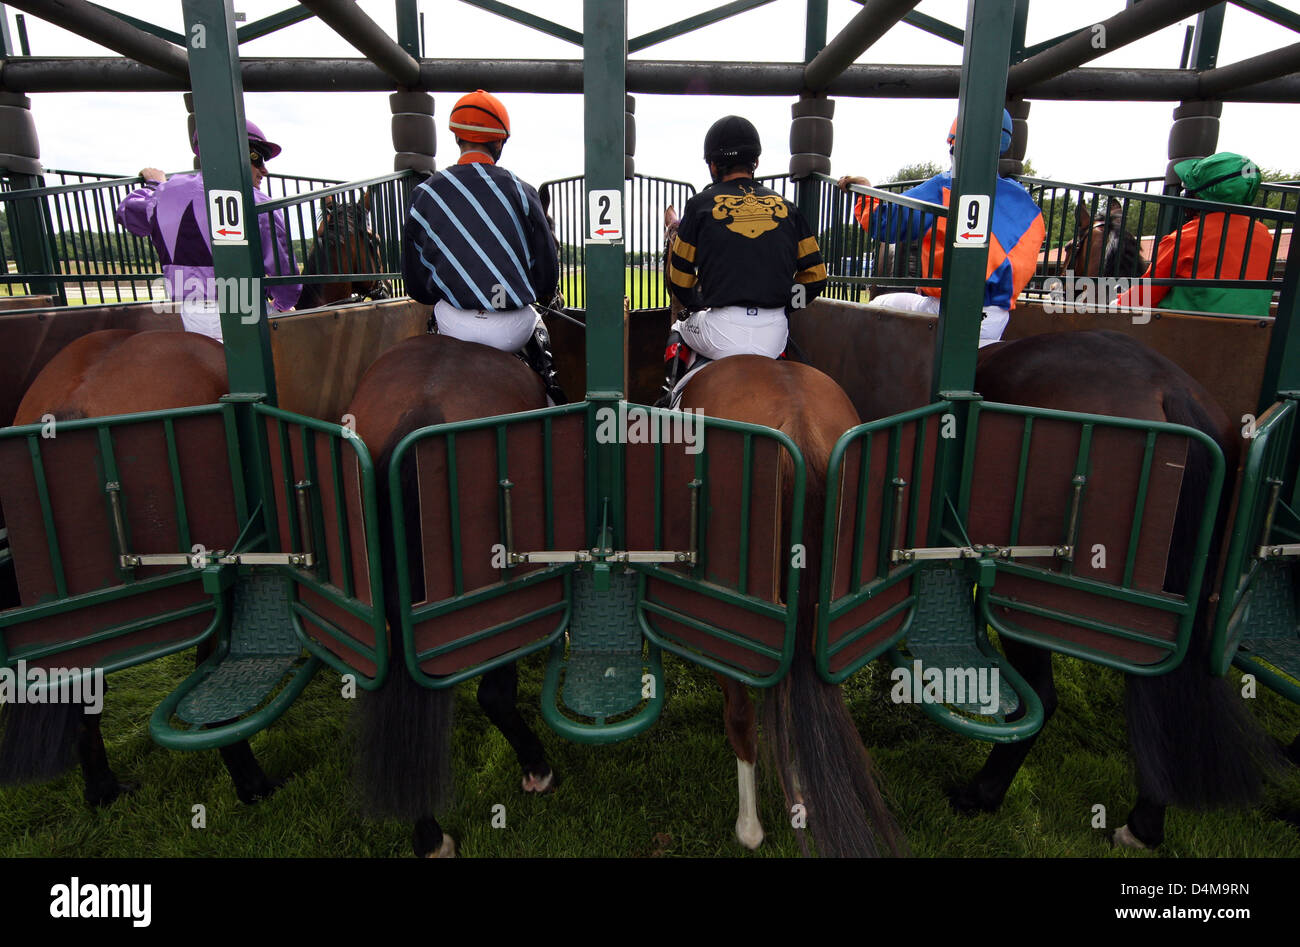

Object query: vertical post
[1258,220,1300,408]
[395,0,421,57]
[931,0,1015,535]
[932,0,1013,397]
[1008,0,1029,62]
[583,0,627,542]
[181,0,276,402]
[796,0,828,224]
[0,4,14,56]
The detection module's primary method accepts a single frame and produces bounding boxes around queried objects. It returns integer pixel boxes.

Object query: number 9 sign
[954,194,990,247]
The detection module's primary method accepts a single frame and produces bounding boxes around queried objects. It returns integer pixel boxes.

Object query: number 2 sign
[954,194,990,247]
[587,188,623,243]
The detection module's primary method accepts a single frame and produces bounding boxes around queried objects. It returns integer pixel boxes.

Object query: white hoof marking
[1112,824,1149,850]
[522,770,554,793]
[735,757,764,850]
[425,834,456,858]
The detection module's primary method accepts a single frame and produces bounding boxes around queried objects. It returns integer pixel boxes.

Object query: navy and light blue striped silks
[402,161,558,312]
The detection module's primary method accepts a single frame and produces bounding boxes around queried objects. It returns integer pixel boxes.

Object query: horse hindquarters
[1122,389,1280,835]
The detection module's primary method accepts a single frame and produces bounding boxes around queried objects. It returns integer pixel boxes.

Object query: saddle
[425,309,567,406]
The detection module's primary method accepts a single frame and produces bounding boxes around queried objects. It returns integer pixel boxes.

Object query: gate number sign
[954,194,990,247]
[587,188,623,243]
[209,189,247,244]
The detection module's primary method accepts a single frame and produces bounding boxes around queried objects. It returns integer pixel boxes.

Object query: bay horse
[297,189,391,310]
[345,333,555,858]
[0,329,282,807]
[950,330,1279,848]
[680,355,906,857]
[1057,198,1147,298]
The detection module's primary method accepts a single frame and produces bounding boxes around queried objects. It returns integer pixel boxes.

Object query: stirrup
[655,331,692,408]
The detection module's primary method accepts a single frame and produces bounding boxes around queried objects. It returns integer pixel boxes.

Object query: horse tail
[764,429,907,857]
[1124,388,1281,809]
[0,701,83,785]
[353,406,456,821]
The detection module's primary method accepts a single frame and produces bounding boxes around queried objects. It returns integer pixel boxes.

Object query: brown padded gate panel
[967,412,1188,666]
[626,425,789,680]
[0,412,239,670]
[407,411,586,678]
[823,412,941,674]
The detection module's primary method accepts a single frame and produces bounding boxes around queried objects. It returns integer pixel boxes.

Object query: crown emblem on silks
[712,186,788,238]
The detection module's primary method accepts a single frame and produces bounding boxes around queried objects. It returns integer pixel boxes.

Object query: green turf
[2,640,1298,858]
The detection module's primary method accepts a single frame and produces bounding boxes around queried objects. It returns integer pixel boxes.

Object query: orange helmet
[449,90,511,142]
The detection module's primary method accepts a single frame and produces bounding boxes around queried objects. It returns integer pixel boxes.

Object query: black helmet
[704,115,761,165]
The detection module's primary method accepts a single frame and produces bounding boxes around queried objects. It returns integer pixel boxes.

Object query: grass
[2,642,1298,858]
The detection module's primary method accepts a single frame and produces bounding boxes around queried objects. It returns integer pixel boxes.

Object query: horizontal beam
[298,0,420,85]
[5,0,189,77]
[1199,41,1300,97]
[6,56,1300,103]
[805,0,919,91]
[1008,0,1221,93]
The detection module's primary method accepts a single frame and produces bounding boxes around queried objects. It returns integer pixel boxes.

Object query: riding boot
[519,321,567,405]
[654,330,690,409]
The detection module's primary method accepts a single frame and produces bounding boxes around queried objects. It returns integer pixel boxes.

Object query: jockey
[836,108,1044,346]
[401,89,565,403]
[115,119,301,342]
[660,115,827,405]
[1115,151,1274,317]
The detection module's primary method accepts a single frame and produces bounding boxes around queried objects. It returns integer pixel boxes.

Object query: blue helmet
[947,108,1014,155]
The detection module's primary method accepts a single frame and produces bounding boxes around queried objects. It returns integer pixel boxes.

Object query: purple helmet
[190,119,282,160]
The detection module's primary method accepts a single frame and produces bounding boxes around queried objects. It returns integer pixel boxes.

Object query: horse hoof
[237,776,285,806]
[735,819,764,851]
[522,768,554,794]
[1110,824,1151,850]
[85,781,137,808]
[424,835,456,858]
[947,783,998,816]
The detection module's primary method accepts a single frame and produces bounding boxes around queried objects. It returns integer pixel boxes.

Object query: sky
[7,0,1299,191]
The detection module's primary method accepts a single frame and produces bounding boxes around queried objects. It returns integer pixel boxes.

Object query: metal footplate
[541,569,663,745]
[886,563,1044,743]
[150,571,321,751]
[1230,560,1300,704]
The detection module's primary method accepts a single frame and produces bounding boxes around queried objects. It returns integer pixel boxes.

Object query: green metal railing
[254,405,389,688]
[0,403,244,674]
[1020,176,1295,297]
[1211,397,1299,677]
[257,169,416,304]
[962,401,1226,676]
[631,409,807,687]
[387,402,588,689]
[815,401,951,683]
[538,173,697,313]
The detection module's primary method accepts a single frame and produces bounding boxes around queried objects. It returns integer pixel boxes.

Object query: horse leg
[950,637,1058,814]
[476,662,552,792]
[413,815,456,858]
[1113,795,1166,850]
[78,707,136,807]
[218,739,283,805]
[717,673,763,850]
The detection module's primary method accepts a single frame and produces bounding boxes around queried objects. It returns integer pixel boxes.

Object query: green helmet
[1174,151,1261,205]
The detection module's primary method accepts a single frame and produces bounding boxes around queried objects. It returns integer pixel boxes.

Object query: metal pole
[803,0,919,92]
[1199,41,1300,97]
[796,0,828,226]
[298,0,421,86]
[181,0,275,402]
[0,3,14,57]
[1258,203,1300,409]
[584,0,627,541]
[1007,0,1221,93]
[6,0,189,77]
[394,0,421,58]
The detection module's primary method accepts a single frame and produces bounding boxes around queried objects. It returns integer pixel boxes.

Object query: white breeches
[434,300,538,352]
[867,292,1010,347]
[180,300,223,342]
[673,305,788,361]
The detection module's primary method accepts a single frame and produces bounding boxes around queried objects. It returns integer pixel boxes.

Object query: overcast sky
[9,1,1299,190]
